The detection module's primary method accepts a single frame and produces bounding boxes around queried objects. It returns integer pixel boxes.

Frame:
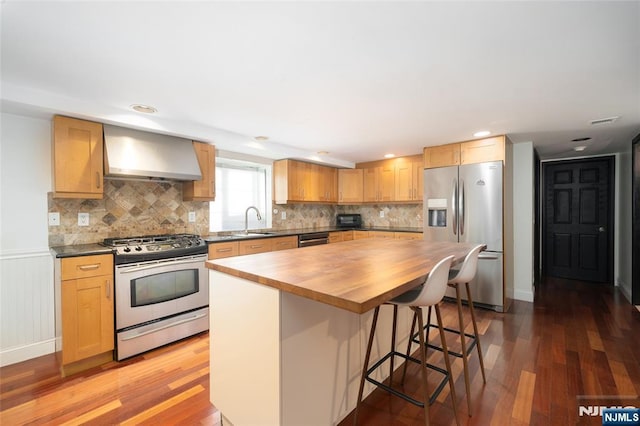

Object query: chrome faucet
[244,206,262,234]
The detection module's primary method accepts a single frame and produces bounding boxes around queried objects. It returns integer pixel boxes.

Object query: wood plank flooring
[1,276,638,425]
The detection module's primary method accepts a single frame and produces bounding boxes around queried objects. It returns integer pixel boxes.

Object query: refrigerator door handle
[459,179,465,235]
[452,178,458,235]
[478,252,501,260]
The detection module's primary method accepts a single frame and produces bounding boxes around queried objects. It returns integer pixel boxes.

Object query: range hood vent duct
[103,125,202,181]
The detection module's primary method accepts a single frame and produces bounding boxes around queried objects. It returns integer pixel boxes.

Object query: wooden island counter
[206,239,481,425]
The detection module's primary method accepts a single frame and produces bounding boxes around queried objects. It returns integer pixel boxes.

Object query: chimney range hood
[103,124,202,181]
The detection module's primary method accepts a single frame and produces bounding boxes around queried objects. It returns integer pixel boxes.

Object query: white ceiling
[2,1,639,166]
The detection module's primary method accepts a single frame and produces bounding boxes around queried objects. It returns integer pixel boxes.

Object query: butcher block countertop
[206,239,483,314]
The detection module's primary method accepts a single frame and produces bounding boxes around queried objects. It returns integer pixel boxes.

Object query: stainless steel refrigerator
[423,161,504,311]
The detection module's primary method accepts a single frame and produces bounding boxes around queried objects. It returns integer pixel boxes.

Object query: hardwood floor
[1,276,638,425]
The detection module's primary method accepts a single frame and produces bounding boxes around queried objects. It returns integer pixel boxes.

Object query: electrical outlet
[48,212,60,226]
[188,211,196,223]
[379,210,385,218]
[78,212,90,226]
[281,211,286,220]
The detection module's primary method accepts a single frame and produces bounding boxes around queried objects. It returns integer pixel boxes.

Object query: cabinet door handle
[78,264,100,271]
[106,279,111,299]
[96,172,101,189]
[217,248,232,253]
[250,245,264,249]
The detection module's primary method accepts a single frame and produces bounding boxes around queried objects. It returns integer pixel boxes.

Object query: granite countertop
[204,226,422,243]
[49,226,423,256]
[50,243,114,258]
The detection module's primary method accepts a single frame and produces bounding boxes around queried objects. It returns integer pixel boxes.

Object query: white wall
[0,112,55,366]
[512,142,534,302]
[615,149,633,302]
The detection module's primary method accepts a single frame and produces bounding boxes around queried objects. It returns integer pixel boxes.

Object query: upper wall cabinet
[362,163,395,202]
[394,155,423,202]
[183,142,216,201]
[423,136,506,169]
[423,143,460,169]
[52,116,104,199]
[338,169,363,204]
[460,136,505,164]
[273,159,338,204]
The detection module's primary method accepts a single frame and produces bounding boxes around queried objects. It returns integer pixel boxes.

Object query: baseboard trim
[514,289,534,303]
[0,338,56,367]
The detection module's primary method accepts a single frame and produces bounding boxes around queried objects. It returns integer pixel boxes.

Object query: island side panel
[209,270,281,425]
[280,292,417,425]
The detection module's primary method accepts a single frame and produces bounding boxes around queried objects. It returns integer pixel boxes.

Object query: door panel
[423,166,458,243]
[459,161,503,251]
[543,157,613,282]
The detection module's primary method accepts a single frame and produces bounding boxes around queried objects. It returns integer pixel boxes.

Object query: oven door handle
[119,311,208,341]
[117,256,206,274]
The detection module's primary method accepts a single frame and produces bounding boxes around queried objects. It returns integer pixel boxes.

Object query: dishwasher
[298,232,329,247]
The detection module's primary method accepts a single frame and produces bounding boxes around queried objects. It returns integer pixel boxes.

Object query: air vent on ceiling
[590,116,619,125]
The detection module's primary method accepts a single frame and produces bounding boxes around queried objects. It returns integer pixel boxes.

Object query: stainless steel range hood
[103,124,202,181]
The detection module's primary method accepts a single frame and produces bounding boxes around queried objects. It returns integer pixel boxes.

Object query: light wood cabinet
[353,230,370,240]
[208,241,239,259]
[394,155,423,202]
[184,142,215,201]
[424,136,506,169]
[342,230,354,241]
[329,232,344,244]
[271,236,298,251]
[423,143,461,169]
[238,239,273,256]
[460,136,505,164]
[338,169,364,203]
[369,231,395,239]
[59,254,114,373]
[274,159,338,204]
[394,232,423,240]
[52,116,104,199]
[362,163,395,203]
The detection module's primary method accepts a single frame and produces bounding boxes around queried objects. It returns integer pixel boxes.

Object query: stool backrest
[410,255,455,307]
[449,244,484,285]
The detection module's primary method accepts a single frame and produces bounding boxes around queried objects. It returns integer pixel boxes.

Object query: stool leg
[425,305,433,348]
[354,306,380,426]
[413,307,430,426]
[454,283,473,416]
[389,305,398,385]
[466,281,486,384]
[401,311,417,384]
[435,303,460,426]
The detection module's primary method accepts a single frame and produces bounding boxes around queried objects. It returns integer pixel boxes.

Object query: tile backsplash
[48,180,209,246]
[49,181,422,246]
[270,203,422,229]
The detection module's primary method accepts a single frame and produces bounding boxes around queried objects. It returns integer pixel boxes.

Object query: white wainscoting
[0,249,55,367]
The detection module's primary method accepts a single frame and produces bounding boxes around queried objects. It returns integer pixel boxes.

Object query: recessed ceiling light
[571,137,592,142]
[384,153,395,158]
[473,130,491,138]
[254,136,269,142]
[317,151,330,155]
[573,146,587,152]
[130,104,157,114]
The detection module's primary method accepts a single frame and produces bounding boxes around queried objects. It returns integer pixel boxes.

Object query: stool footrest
[410,324,478,359]
[364,350,449,407]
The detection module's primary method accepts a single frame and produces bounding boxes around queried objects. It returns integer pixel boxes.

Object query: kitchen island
[206,239,480,425]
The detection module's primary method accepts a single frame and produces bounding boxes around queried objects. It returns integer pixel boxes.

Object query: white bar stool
[354,255,460,426]
[413,244,487,416]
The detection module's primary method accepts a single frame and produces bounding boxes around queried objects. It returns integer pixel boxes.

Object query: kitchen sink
[232,232,274,237]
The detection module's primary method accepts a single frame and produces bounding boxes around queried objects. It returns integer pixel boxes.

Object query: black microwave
[336,214,362,229]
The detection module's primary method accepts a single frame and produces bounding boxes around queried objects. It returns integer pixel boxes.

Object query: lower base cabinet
[56,254,114,376]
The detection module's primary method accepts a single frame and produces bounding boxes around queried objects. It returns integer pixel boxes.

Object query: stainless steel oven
[104,234,209,360]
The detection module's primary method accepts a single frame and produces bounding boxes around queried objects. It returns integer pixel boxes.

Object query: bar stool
[414,244,486,416]
[354,255,460,426]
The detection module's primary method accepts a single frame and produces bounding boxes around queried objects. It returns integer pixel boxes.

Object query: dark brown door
[542,157,614,282]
